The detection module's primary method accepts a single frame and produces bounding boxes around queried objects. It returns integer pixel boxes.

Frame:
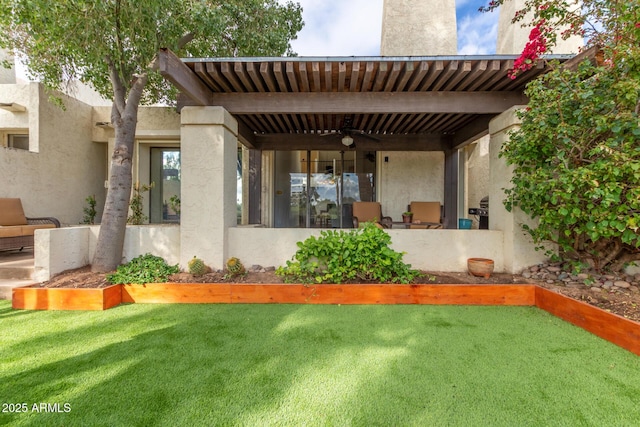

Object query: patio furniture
[352,201,392,229]
[408,201,443,229]
[0,198,60,251]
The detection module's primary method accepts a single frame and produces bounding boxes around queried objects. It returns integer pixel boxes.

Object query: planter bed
[12,284,121,311]
[12,283,640,356]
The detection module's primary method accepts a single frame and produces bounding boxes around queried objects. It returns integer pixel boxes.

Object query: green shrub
[82,194,97,225]
[276,222,420,284]
[106,254,179,284]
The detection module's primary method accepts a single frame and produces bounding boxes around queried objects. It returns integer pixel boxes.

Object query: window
[8,134,29,150]
[2,132,29,151]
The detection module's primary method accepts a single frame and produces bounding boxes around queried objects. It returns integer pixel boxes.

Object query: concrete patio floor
[0,249,36,300]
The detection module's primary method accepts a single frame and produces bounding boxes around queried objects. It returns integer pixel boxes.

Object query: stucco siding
[0,83,106,225]
[378,151,444,220]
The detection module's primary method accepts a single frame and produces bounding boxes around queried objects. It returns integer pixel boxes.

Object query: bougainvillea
[482,0,640,271]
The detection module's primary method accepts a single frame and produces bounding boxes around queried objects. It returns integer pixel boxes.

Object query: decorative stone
[558,273,569,281]
[577,273,590,280]
[522,271,532,279]
[548,266,562,273]
[614,280,631,289]
[590,287,602,292]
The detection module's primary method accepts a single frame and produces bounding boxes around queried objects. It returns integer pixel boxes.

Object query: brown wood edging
[11,283,639,356]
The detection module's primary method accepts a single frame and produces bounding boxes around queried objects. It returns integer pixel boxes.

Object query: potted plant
[402,211,413,223]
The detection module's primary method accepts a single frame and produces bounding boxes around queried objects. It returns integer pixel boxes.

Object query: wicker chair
[0,198,60,251]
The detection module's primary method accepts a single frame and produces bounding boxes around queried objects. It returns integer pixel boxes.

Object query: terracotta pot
[467,258,494,279]
[402,214,413,223]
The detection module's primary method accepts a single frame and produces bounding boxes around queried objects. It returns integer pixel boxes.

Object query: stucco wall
[497,0,582,54]
[228,227,504,272]
[34,224,180,281]
[378,151,444,220]
[34,224,504,281]
[489,106,551,272]
[381,0,457,55]
[465,135,490,228]
[0,83,106,225]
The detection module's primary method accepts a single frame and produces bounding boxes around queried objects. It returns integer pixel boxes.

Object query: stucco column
[180,106,238,270]
[489,106,548,273]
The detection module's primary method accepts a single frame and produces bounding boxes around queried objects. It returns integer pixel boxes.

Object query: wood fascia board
[252,133,447,151]
[207,91,528,114]
[158,49,212,106]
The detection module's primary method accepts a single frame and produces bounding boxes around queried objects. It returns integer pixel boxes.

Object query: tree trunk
[91,105,139,273]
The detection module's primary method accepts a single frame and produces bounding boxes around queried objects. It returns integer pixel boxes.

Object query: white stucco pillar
[180,106,238,270]
[489,106,549,273]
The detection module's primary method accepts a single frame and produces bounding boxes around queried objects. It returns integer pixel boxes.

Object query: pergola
[158,48,592,228]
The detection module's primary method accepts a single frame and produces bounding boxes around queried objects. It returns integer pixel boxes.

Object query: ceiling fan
[320,117,380,147]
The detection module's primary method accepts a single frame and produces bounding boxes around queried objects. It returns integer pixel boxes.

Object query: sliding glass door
[274,150,376,228]
[150,148,181,223]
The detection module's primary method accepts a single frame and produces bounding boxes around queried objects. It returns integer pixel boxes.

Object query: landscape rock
[614,281,631,289]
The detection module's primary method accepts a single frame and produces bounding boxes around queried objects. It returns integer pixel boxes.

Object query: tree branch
[176,32,194,50]
[106,55,126,115]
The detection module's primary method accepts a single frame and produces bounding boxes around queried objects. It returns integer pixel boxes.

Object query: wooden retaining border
[12,283,640,356]
[12,285,121,311]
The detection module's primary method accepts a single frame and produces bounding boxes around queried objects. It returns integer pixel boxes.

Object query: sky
[284,0,499,57]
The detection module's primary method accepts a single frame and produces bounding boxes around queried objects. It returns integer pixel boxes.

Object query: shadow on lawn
[1,303,639,426]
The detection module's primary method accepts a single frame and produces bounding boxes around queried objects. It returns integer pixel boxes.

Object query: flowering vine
[509,21,549,79]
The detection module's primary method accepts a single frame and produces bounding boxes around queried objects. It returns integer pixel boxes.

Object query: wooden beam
[206,91,528,114]
[158,49,212,106]
[452,115,495,148]
[237,119,257,149]
[252,133,447,151]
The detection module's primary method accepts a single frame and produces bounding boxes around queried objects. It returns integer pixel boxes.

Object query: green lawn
[1,301,639,426]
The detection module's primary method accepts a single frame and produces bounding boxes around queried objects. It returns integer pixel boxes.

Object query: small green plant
[82,195,97,224]
[276,222,420,284]
[128,182,154,225]
[106,253,179,284]
[188,256,209,276]
[225,257,246,278]
[169,195,181,215]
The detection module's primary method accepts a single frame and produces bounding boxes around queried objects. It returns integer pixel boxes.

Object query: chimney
[496,0,583,55]
[381,0,457,56]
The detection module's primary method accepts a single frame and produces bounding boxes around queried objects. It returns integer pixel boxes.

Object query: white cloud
[288,0,383,56]
[283,0,498,56]
[457,9,499,54]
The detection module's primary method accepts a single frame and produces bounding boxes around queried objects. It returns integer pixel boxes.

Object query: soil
[34,266,640,323]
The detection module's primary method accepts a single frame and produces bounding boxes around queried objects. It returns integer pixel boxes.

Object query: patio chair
[408,201,443,229]
[352,201,392,229]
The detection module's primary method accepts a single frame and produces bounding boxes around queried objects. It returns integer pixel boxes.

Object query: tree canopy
[0,0,303,104]
[483,0,640,271]
[0,0,303,272]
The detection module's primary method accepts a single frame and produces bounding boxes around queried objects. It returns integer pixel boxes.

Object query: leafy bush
[502,60,640,272]
[276,222,420,284]
[107,254,179,284]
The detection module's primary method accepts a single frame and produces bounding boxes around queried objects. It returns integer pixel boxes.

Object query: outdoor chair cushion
[0,198,28,226]
[352,201,391,228]
[409,201,443,229]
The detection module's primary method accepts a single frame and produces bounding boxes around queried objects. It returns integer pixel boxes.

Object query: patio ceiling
[159,49,581,151]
